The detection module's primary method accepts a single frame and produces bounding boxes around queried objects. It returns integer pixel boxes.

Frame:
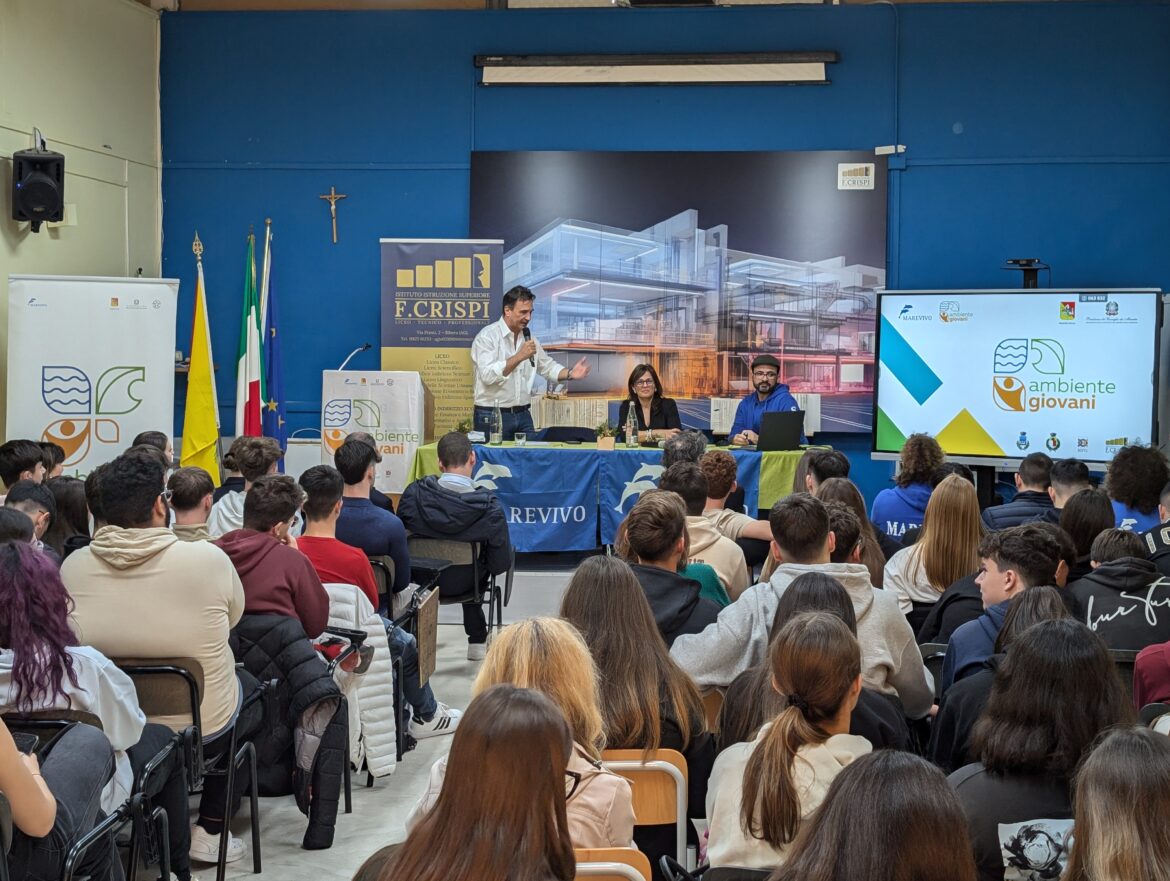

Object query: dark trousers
[127,722,192,881]
[10,722,116,881]
[196,671,265,835]
[473,405,535,438]
[438,580,488,644]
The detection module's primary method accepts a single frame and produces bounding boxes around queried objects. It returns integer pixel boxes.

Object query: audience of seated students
[981,452,1060,530]
[213,446,244,503]
[132,429,175,465]
[698,449,773,543]
[61,447,255,864]
[1064,725,1170,881]
[1106,443,1170,532]
[1134,627,1170,709]
[815,477,897,584]
[940,523,1063,692]
[333,437,410,602]
[869,433,945,539]
[1067,527,1170,649]
[706,612,869,870]
[397,431,512,661]
[618,489,721,645]
[659,462,750,600]
[207,435,285,537]
[560,555,713,878]
[344,431,396,514]
[1142,480,1170,578]
[895,462,980,547]
[167,465,215,542]
[928,585,1070,773]
[409,618,635,849]
[297,465,460,739]
[672,494,933,717]
[770,751,977,881]
[0,539,196,880]
[42,476,88,558]
[380,685,575,881]
[718,573,911,754]
[0,715,119,881]
[948,618,1133,881]
[1048,457,1092,510]
[0,507,35,546]
[662,429,708,469]
[39,441,65,480]
[0,439,46,497]
[214,473,329,638]
[1059,486,1115,582]
[883,475,982,629]
[4,479,59,564]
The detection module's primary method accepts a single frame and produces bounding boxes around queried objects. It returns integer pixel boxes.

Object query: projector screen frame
[872,288,1164,468]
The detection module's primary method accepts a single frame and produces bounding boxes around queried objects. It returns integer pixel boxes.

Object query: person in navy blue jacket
[981,453,1061,531]
[870,434,944,540]
[728,354,804,445]
[940,524,1063,693]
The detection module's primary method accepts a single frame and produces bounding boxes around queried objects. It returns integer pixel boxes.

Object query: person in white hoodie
[61,447,253,867]
[670,494,933,720]
[206,435,299,538]
[706,611,870,870]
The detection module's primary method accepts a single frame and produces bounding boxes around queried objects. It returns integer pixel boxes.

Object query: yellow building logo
[396,253,491,290]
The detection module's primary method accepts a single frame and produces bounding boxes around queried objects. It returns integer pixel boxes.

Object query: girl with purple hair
[0,540,195,881]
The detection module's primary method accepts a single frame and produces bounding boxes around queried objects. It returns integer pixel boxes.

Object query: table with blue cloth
[406,442,809,553]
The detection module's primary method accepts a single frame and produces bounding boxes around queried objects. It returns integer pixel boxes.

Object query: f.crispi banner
[321,370,428,494]
[7,275,178,476]
[380,239,503,436]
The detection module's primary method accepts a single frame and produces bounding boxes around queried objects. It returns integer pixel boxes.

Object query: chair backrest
[112,657,205,731]
[919,642,948,701]
[368,555,395,598]
[406,535,475,566]
[2,708,103,730]
[601,748,688,863]
[575,848,651,881]
[1110,648,1139,701]
[703,868,773,881]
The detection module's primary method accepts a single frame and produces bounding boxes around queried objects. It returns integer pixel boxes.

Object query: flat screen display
[873,290,1160,463]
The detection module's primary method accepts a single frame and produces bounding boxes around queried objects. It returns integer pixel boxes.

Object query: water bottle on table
[625,404,639,449]
[491,403,503,445]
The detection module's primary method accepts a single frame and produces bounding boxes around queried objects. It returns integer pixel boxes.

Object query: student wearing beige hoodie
[660,461,750,600]
[671,494,933,720]
[61,448,253,865]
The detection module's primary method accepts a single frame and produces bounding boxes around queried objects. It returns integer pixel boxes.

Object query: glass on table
[514,432,527,446]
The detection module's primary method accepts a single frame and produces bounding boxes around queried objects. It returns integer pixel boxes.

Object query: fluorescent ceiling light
[476,52,836,86]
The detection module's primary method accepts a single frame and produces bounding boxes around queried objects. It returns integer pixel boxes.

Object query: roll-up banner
[7,275,179,476]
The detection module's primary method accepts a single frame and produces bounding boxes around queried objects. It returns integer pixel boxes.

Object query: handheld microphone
[522,327,535,366]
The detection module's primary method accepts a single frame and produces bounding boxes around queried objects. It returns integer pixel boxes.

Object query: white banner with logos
[7,275,179,476]
[320,371,427,494]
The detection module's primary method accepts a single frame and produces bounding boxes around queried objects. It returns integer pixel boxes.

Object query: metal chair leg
[244,742,261,875]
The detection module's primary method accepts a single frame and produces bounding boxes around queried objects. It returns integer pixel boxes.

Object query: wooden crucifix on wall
[319,186,347,244]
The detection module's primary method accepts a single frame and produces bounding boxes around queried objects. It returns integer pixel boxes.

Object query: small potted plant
[453,418,473,434]
[596,421,616,451]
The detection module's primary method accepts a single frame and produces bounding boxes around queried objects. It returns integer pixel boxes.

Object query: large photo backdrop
[470,150,888,433]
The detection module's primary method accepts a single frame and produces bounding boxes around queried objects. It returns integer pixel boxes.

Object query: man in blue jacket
[728,354,803,445]
[981,452,1061,530]
[940,524,1063,692]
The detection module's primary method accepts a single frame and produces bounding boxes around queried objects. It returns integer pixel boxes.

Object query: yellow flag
[181,259,222,485]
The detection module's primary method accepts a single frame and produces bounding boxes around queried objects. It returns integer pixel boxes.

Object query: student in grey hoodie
[670,494,934,719]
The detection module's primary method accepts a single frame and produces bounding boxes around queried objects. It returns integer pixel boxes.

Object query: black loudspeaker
[12,148,65,232]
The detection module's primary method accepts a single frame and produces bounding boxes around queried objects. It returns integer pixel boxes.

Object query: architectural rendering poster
[470,151,887,433]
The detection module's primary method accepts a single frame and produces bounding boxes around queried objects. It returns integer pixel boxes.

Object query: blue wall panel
[160,1,1170,505]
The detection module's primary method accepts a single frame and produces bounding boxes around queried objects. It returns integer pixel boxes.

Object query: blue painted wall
[159,2,1170,505]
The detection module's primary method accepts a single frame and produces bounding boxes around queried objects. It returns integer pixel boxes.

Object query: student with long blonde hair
[706,612,869,870]
[561,555,712,876]
[884,474,982,627]
[407,618,634,849]
[380,685,575,881]
[1064,725,1170,881]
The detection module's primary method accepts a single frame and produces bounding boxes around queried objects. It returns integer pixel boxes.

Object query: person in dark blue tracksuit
[870,433,945,539]
[728,354,804,445]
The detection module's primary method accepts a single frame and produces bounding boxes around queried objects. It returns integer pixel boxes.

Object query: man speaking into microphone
[470,285,591,437]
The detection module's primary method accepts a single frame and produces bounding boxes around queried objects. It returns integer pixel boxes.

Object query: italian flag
[234,233,264,437]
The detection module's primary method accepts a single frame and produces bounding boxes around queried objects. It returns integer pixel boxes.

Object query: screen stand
[973,464,998,510]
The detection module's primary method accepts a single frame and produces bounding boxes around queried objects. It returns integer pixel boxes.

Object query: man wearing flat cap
[728,354,802,445]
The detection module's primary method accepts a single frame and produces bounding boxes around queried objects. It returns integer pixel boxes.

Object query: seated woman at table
[618,364,681,443]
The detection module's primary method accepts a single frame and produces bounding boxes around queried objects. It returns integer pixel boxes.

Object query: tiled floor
[213,568,570,881]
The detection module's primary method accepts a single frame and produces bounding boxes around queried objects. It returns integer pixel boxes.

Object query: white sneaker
[467,642,487,661]
[189,824,246,864]
[410,703,462,739]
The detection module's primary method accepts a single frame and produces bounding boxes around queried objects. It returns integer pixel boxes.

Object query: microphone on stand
[338,342,372,371]
[522,327,535,366]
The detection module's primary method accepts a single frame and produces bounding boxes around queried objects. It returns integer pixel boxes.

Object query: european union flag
[262,263,288,459]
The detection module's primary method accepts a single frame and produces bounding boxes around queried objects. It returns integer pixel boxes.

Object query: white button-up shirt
[470,317,565,408]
